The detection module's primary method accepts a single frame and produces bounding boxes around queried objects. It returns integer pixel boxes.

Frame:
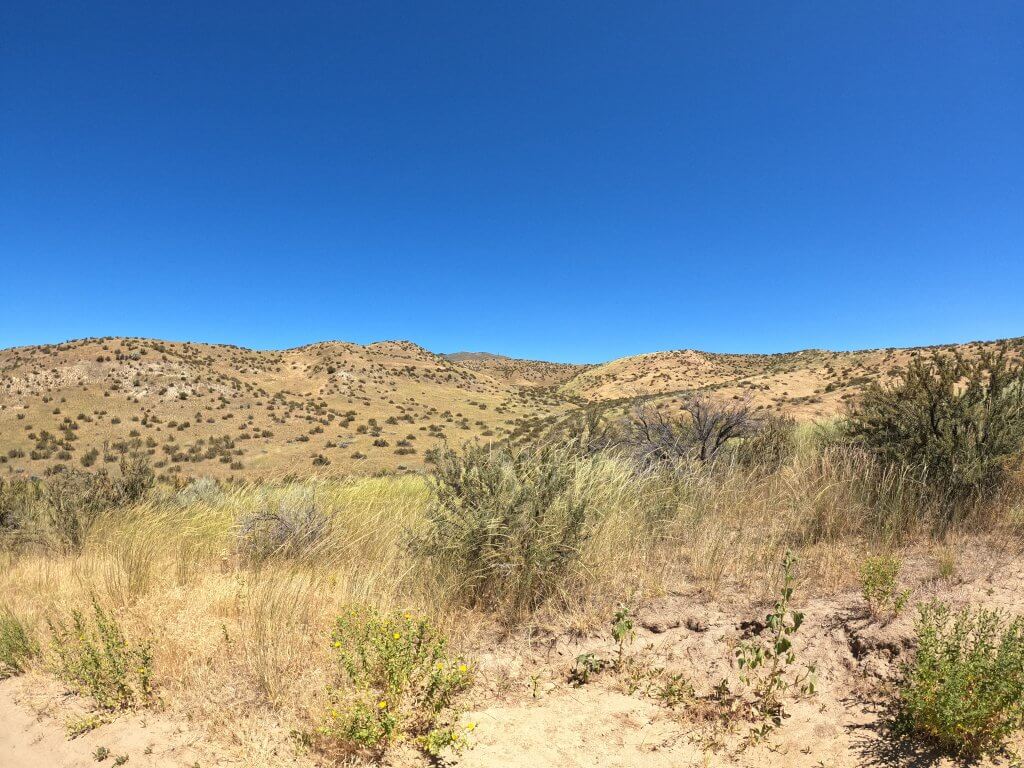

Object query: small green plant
[735,551,816,734]
[860,554,910,620]
[48,597,154,711]
[896,602,1024,757]
[93,746,110,761]
[653,672,695,708]
[568,652,607,686]
[318,607,474,758]
[611,603,635,669]
[0,608,38,677]
[67,714,106,738]
[113,755,129,766]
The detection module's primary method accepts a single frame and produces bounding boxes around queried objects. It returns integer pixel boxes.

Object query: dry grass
[1,446,1021,765]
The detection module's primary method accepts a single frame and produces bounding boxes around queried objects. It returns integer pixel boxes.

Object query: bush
[417,442,593,622]
[117,452,155,503]
[846,348,1024,513]
[860,554,909,620]
[0,478,39,533]
[48,598,154,711]
[43,455,154,550]
[318,608,473,757]
[45,471,121,550]
[0,608,38,677]
[897,602,1024,757]
[733,415,797,471]
[236,499,331,562]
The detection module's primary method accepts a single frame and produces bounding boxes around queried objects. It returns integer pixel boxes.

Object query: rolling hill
[1,335,1020,479]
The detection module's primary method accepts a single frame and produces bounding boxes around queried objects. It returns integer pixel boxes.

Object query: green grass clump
[897,602,1024,757]
[48,598,153,711]
[318,607,474,758]
[0,608,38,677]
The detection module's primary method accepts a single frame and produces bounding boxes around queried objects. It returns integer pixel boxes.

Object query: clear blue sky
[2,2,1022,363]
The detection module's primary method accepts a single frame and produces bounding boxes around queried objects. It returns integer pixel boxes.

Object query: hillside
[1,335,1021,479]
[444,351,586,387]
[0,337,572,479]
[563,338,1024,419]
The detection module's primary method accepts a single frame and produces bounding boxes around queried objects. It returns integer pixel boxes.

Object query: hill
[1,335,1021,479]
[444,351,587,387]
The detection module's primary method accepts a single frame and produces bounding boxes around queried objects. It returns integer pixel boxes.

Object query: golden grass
[2,452,1021,765]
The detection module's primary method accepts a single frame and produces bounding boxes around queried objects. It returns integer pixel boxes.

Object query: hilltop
[1,335,1021,479]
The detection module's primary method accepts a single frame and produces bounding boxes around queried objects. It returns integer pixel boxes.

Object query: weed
[654,672,695,708]
[0,608,38,677]
[67,714,107,738]
[317,607,473,758]
[569,652,608,686]
[611,603,635,669]
[735,551,816,734]
[48,597,153,711]
[896,602,1024,757]
[93,745,110,761]
[860,555,910,620]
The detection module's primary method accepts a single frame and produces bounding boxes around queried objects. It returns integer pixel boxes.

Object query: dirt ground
[3,541,1023,768]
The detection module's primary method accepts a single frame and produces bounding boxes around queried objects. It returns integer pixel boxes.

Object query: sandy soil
[3,542,1022,768]
[0,674,236,768]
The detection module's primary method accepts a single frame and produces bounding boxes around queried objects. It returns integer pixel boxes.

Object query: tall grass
[0,442,1019,765]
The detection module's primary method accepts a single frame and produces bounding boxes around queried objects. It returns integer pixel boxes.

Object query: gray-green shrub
[418,442,594,622]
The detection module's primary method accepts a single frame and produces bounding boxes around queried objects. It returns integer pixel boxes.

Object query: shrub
[860,554,910,620]
[733,415,797,471]
[318,608,473,757]
[172,477,221,507]
[43,455,154,550]
[45,471,121,550]
[117,452,154,503]
[416,442,593,622]
[236,499,331,562]
[897,603,1024,757]
[846,348,1024,513]
[0,608,38,677]
[0,478,39,532]
[48,598,154,711]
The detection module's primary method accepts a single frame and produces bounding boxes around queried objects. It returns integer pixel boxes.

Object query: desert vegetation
[1,343,1023,766]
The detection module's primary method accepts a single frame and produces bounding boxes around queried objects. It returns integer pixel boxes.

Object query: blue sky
[2,2,1022,363]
